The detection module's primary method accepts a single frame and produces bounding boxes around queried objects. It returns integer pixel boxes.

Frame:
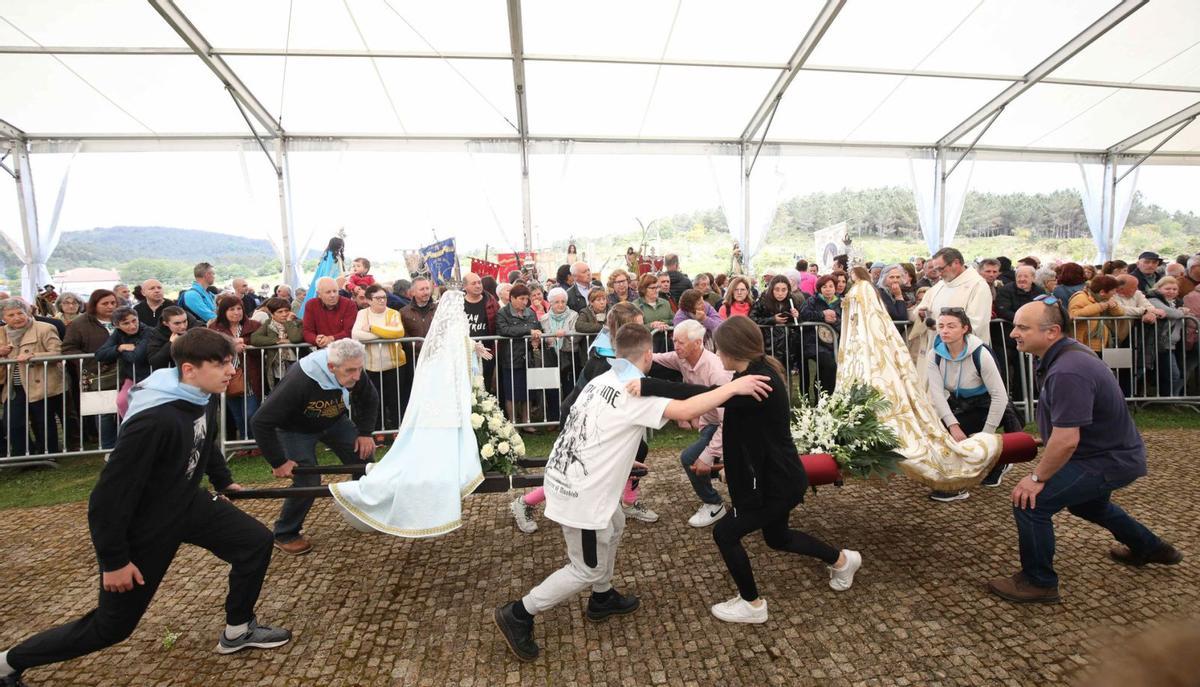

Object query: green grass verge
[1,410,1193,511]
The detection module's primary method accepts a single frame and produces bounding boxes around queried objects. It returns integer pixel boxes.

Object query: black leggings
[6,490,273,673]
[713,500,838,602]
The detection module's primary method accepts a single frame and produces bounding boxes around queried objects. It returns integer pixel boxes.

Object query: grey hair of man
[326,337,366,366]
[672,318,706,343]
[1015,264,1037,278]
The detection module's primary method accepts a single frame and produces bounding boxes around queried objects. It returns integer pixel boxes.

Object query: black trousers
[367,366,401,432]
[712,499,838,602]
[6,490,273,673]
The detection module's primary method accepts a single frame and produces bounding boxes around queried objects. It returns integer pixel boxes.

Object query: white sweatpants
[522,509,626,615]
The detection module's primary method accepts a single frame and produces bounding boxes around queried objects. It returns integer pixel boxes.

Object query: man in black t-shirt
[462,273,498,389]
[987,301,1181,604]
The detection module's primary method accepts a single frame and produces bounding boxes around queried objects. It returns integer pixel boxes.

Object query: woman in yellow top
[352,284,408,432]
[1067,274,1124,353]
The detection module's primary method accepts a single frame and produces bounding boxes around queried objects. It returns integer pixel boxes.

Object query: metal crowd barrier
[1,313,1196,468]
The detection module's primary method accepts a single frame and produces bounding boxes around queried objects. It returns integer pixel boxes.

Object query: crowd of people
[0,241,1192,684]
[0,245,1197,461]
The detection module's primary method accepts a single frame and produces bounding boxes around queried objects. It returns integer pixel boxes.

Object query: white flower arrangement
[790,383,903,480]
[471,374,523,474]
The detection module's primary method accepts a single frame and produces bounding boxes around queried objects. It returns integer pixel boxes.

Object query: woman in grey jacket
[1147,276,1192,396]
[925,308,1010,502]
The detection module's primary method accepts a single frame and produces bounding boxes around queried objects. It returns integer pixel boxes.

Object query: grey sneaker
[215,618,292,654]
[621,500,659,523]
[510,496,538,534]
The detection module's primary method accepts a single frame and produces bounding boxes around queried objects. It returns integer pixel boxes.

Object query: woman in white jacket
[925,307,1010,502]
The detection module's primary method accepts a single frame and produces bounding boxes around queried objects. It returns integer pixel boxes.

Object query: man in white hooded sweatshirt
[915,247,993,363]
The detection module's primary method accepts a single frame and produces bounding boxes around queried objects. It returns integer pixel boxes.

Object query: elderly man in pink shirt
[652,319,733,527]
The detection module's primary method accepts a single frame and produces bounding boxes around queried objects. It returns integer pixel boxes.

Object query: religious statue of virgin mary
[330,289,489,537]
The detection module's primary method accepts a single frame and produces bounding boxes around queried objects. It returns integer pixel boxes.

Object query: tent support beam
[1108,100,1200,154]
[506,0,533,255]
[937,0,1147,147]
[274,139,300,288]
[944,106,1003,181]
[741,0,845,143]
[12,143,41,301]
[147,0,283,138]
[1115,115,1196,185]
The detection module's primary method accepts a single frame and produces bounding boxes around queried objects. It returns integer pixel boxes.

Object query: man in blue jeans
[650,320,731,528]
[988,299,1182,603]
[253,339,378,556]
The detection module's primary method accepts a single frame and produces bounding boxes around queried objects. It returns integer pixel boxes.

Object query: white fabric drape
[1077,155,1139,263]
[712,149,782,273]
[3,144,79,301]
[908,149,974,255]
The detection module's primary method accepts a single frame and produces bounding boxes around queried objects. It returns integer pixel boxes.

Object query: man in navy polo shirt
[987,299,1182,603]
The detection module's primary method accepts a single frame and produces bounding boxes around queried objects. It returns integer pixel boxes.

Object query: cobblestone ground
[1,429,1196,687]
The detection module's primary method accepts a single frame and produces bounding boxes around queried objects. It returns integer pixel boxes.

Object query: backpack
[937,343,1025,432]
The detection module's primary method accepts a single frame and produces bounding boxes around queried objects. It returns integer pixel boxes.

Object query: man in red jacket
[302,277,357,349]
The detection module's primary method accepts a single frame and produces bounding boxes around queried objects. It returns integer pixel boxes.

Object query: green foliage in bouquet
[469,375,524,475]
[790,382,904,480]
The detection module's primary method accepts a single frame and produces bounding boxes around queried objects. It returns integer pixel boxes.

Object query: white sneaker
[710,595,768,624]
[509,496,538,533]
[687,503,726,528]
[828,549,862,591]
[622,500,659,523]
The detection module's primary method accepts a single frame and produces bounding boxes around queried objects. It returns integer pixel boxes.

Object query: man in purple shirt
[987,299,1182,603]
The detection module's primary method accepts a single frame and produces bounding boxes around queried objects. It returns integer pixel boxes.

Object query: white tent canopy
[3,0,1199,298]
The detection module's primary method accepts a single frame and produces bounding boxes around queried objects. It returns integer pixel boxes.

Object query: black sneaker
[929,490,970,503]
[0,674,29,687]
[215,618,292,654]
[494,602,539,662]
[980,463,1012,487]
[586,588,641,622]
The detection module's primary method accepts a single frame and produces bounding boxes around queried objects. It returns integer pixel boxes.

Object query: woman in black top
[636,316,862,624]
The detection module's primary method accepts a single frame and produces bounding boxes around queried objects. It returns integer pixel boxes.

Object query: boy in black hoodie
[0,329,290,687]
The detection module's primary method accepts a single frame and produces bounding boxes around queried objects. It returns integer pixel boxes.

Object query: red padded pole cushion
[996,432,1039,465]
[799,453,841,486]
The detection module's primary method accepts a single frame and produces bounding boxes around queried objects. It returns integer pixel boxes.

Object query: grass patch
[0,409,1193,511]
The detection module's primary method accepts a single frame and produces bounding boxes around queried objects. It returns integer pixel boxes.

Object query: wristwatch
[1030,473,1041,483]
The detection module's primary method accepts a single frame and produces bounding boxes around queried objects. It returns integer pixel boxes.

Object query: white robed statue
[331,290,486,537]
[836,269,1002,492]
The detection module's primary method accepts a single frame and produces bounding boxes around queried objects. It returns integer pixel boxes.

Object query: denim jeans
[680,424,722,506]
[3,387,60,457]
[272,416,364,542]
[1013,461,1162,588]
[226,393,260,440]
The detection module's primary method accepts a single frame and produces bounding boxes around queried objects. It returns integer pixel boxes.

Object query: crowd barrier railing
[1,314,1195,468]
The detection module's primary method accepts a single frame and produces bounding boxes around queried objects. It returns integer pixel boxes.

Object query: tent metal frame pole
[741,0,844,143]
[937,0,1147,147]
[147,0,283,138]
[506,0,533,255]
[1108,101,1200,155]
[275,138,300,289]
[935,148,948,251]
[741,144,752,275]
[1115,115,1196,185]
[12,142,40,301]
[1103,154,1118,263]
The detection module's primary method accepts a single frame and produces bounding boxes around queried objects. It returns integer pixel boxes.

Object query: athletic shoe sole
[710,608,768,624]
[214,636,291,654]
[493,608,538,662]
[929,492,970,503]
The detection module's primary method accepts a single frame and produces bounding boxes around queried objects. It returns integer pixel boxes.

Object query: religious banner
[496,252,537,280]
[814,221,848,272]
[420,238,459,285]
[470,258,503,281]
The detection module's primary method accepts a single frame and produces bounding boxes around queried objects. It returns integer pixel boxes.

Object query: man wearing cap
[1133,251,1164,295]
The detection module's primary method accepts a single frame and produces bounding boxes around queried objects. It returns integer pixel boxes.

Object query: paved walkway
[0,429,1196,686]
